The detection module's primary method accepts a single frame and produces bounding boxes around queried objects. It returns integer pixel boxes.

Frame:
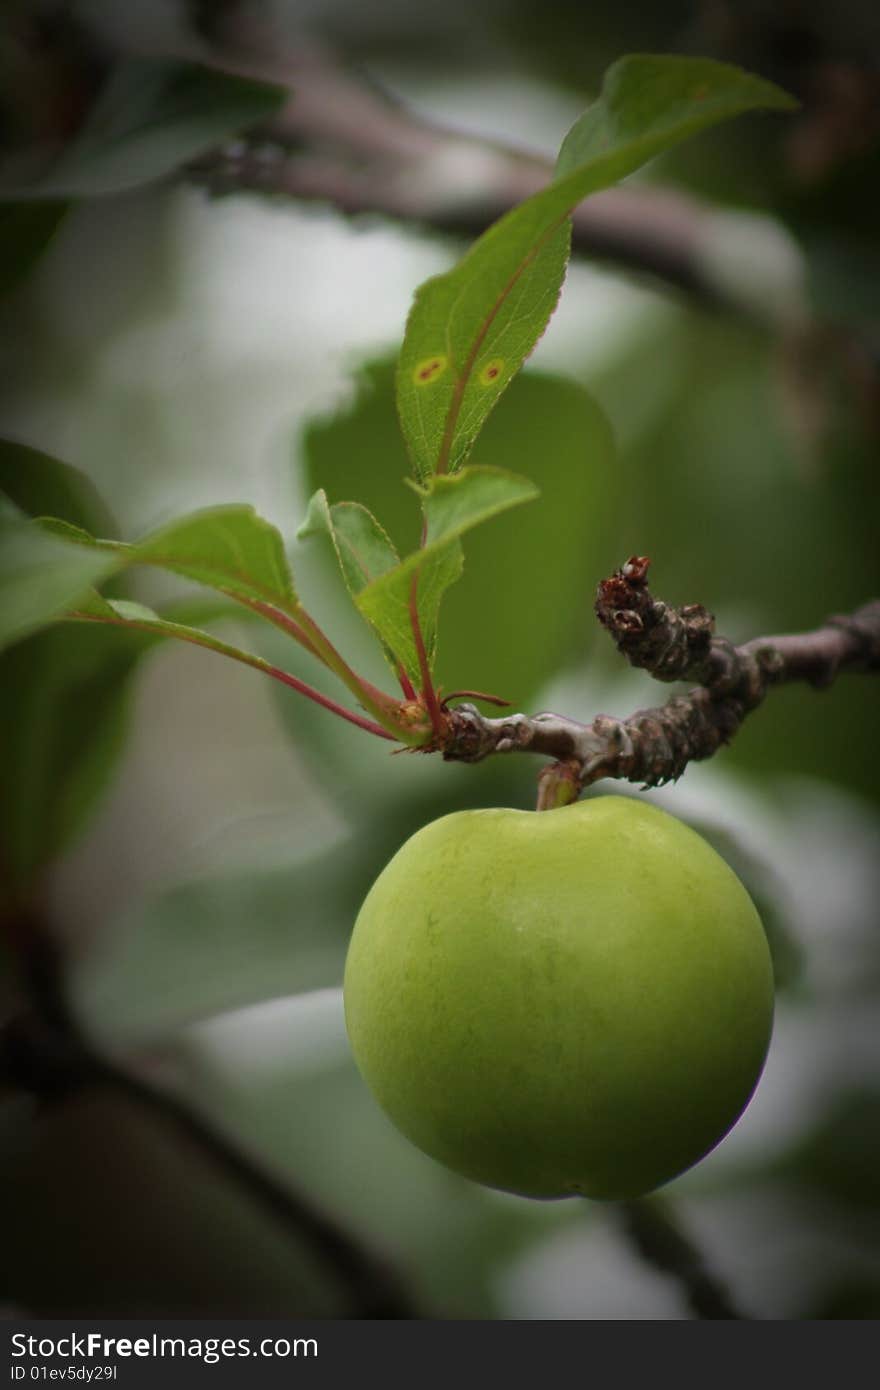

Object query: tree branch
[442,556,880,790]
[615,1198,745,1320]
[185,30,802,328]
[0,916,418,1319]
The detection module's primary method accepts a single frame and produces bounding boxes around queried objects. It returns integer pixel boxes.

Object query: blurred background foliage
[0,0,878,1319]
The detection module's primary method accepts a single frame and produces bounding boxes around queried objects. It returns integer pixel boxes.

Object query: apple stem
[536,759,581,811]
[442,565,880,793]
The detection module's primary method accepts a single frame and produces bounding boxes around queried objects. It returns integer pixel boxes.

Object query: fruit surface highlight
[343,795,774,1200]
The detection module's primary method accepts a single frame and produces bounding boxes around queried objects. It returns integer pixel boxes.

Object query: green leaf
[303,358,617,718]
[67,594,293,681]
[356,466,538,682]
[397,223,569,483]
[0,622,151,898]
[0,449,287,895]
[364,540,463,688]
[129,505,298,609]
[42,504,298,612]
[552,55,795,176]
[298,490,400,596]
[0,600,267,899]
[0,437,117,536]
[0,202,67,296]
[33,506,404,734]
[2,59,286,200]
[397,54,795,480]
[414,465,540,548]
[298,490,405,672]
[0,510,121,652]
[0,442,131,894]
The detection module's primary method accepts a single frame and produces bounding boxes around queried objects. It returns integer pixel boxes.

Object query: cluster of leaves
[1,53,793,901]
[11,42,879,1323]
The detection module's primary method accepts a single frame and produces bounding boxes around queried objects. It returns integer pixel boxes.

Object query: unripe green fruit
[344,796,774,1200]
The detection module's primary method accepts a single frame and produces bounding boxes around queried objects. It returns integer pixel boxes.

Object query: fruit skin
[344,795,774,1201]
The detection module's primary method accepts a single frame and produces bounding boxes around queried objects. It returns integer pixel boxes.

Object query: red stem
[238,594,403,732]
[266,666,398,739]
[237,596,322,657]
[408,570,444,738]
[291,604,401,714]
[397,664,417,701]
[68,610,398,741]
[441,689,510,708]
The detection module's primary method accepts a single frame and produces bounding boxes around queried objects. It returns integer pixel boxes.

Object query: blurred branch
[184,25,805,329]
[90,1056,416,1318]
[0,916,418,1319]
[442,556,880,789]
[616,1198,745,1319]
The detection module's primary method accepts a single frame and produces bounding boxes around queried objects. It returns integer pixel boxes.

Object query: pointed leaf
[414,465,540,549]
[0,445,128,892]
[397,222,570,482]
[305,359,617,716]
[35,507,403,730]
[397,54,795,480]
[42,504,298,612]
[0,593,262,897]
[3,59,286,200]
[359,539,464,687]
[356,466,538,681]
[1,621,153,896]
[66,594,289,677]
[0,509,121,651]
[298,490,400,595]
[131,505,298,609]
[0,437,117,537]
[299,489,406,673]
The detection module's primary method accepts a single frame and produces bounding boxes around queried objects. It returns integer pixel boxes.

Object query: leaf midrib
[435,211,570,476]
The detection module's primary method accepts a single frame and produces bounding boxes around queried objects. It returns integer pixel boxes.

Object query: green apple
[344,795,774,1200]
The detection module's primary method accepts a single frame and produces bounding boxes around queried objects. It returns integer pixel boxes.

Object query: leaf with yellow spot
[396,54,795,482]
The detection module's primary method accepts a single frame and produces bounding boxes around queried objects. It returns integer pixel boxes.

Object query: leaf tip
[296,488,330,541]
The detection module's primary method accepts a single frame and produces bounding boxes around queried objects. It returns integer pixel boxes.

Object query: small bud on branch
[441,558,880,792]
